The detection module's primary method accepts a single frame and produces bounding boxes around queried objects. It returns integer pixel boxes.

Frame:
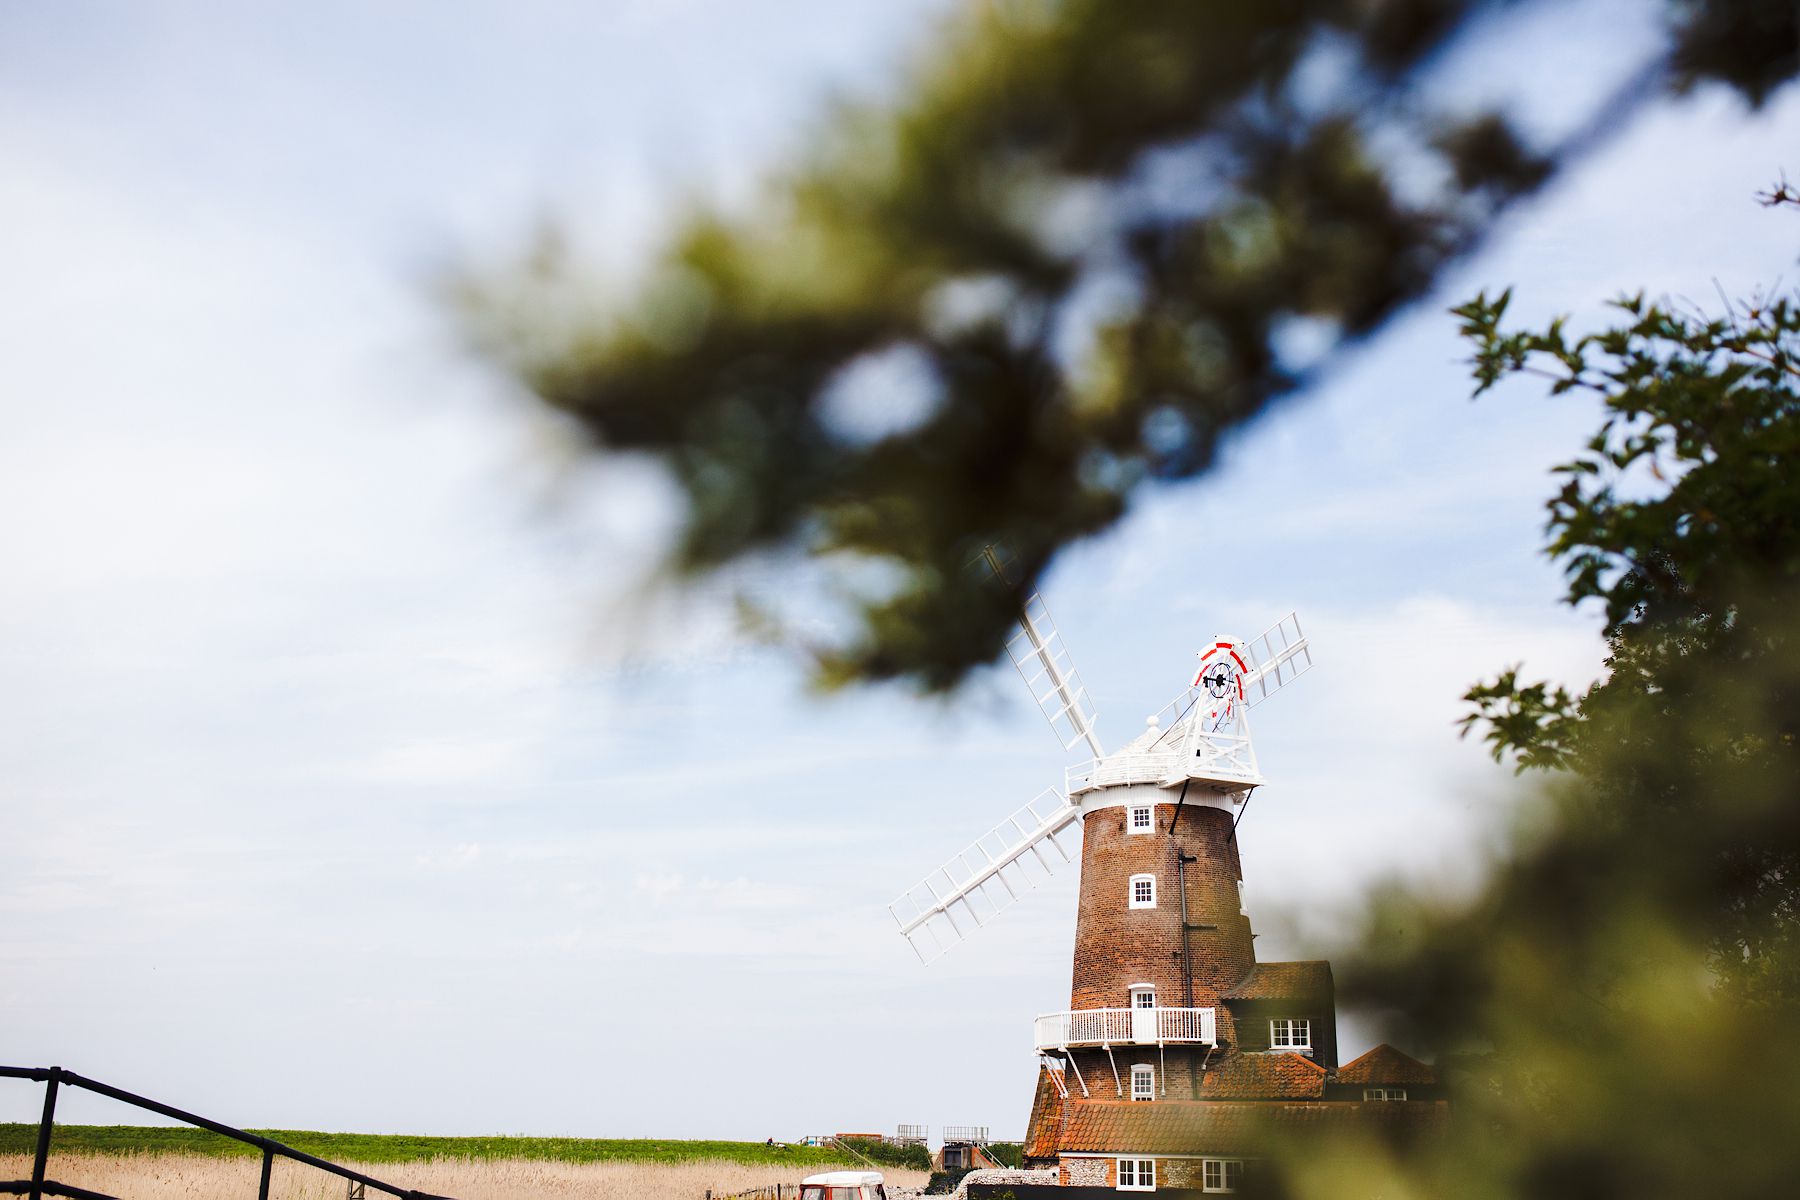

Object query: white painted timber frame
[1270,1017,1312,1052]
[1116,1157,1156,1191]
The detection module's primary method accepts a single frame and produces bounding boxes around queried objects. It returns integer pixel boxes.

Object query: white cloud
[342,740,530,787]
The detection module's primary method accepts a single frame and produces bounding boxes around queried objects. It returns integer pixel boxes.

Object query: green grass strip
[0,1125,891,1167]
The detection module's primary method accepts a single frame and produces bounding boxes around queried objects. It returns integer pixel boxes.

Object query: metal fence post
[29,1066,60,1200]
[258,1147,275,1200]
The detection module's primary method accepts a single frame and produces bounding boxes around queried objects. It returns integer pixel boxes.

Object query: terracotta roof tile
[1223,960,1333,1000]
[1058,1099,1446,1156]
[1022,1064,1066,1159]
[1200,1052,1327,1100]
[1335,1044,1437,1086]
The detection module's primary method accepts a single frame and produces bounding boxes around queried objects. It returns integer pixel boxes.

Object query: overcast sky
[3,0,1797,1148]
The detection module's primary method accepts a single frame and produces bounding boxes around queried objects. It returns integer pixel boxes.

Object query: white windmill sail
[1242,611,1312,704]
[974,546,1104,758]
[1007,591,1104,757]
[890,563,1102,963]
[889,787,1083,964]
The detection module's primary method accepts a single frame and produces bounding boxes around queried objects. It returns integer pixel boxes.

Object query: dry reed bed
[0,1153,931,1200]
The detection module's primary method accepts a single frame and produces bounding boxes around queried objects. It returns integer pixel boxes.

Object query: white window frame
[1364,1087,1406,1101]
[1116,1156,1156,1191]
[1128,805,1154,834]
[1130,1063,1155,1102]
[1129,873,1157,909]
[1236,876,1248,915]
[1129,984,1157,1009]
[1202,1158,1243,1193]
[1269,1017,1311,1051]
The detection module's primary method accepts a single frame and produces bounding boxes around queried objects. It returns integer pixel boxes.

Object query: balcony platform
[1033,1006,1216,1052]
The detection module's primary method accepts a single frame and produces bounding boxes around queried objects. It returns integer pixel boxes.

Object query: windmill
[888,563,1312,965]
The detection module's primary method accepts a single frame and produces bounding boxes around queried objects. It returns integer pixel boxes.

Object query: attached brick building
[1021,717,1444,1193]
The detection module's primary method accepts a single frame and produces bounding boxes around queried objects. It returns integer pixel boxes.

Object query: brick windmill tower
[890,573,1439,1192]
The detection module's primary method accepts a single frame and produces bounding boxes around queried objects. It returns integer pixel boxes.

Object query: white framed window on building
[1116,1157,1156,1191]
[1269,1017,1311,1051]
[1129,873,1157,909]
[1130,1063,1155,1102]
[1202,1158,1243,1193]
[1128,804,1154,834]
[1129,984,1156,1009]
[1364,1087,1407,1101]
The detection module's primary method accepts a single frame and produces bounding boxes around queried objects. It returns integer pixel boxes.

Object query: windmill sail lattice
[888,583,1100,963]
[890,787,1083,964]
[1007,592,1104,758]
[1242,612,1312,705]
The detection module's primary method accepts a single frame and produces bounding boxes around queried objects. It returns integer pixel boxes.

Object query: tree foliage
[1255,196,1800,1199]
[461,0,1795,693]
[1455,269,1800,778]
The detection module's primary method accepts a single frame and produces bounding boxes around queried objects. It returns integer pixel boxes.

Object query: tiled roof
[1058,1099,1446,1156]
[1335,1043,1438,1086]
[1200,1052,1326,1100]
[1223,960,1333,1000]
[1022,1064,1066,1159]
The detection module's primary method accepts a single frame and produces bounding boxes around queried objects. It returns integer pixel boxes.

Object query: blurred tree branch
[456,0,1795,692]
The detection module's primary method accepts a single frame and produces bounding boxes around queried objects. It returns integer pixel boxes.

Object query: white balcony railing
[1032,1006,1216,1052]
[1065,752,1181,796]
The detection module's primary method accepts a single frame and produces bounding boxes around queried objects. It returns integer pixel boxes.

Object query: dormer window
[1270,1017,1311,1051]
[1364,1087,1407,1101]
[1128,805,1153,834]
[1129,874,1156,909]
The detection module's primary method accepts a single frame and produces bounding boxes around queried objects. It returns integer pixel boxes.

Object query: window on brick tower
[1270,1017,1312,1050]
[1130,1063,1155,1101]
[1117,1157,1156,1190]
[1128,804,1153,833]
[1202,1158,1243,1193]
[1129,873,1156,909]
[1130,985,1156,1009]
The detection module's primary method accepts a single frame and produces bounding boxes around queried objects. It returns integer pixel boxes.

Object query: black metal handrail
[0,1066,457,1200]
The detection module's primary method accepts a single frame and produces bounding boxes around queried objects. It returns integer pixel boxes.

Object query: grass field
[0,1124,895,1167]
[0,1151,932,1200]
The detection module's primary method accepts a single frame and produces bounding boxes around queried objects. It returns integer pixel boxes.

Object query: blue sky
[2,0,1797,1147]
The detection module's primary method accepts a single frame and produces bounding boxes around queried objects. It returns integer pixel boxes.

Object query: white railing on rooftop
[1065,752,1182,796]
[1032,1006,1216,1051]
